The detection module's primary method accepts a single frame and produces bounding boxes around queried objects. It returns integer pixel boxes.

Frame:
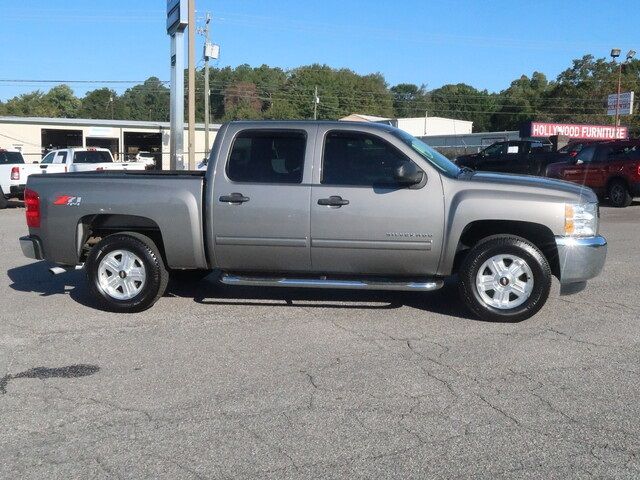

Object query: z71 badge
[53,195,82,206]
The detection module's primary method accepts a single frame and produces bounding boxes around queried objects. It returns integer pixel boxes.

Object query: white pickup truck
[0,148,41,209]
[37,148,147,174]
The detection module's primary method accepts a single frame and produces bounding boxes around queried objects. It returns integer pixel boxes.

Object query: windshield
[0,151,25,164]
[390,129,460,178]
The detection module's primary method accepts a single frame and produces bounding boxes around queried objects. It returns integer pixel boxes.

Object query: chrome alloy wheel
[97,250,146,300]
[475,254,534,309]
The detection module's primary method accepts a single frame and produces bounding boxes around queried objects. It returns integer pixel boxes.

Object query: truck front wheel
[459,235,551,322]
[85,232,169,313]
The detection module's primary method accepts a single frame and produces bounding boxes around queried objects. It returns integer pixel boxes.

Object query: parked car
[20,121,606,322]
[0,148,41,209]
[36,148,147,174]
[546,140,640,207]
[455,140,568,176]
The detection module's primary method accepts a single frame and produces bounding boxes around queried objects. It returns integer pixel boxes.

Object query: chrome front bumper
[555,235,607,294]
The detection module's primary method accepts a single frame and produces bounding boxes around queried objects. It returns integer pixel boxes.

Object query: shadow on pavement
[7,261,96,308]
[0,364,100,394]
[7,261,475,320]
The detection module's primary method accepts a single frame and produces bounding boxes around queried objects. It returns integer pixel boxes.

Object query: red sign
[528,122,628,140]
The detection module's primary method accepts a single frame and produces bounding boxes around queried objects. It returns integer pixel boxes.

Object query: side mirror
[394,161,424,186]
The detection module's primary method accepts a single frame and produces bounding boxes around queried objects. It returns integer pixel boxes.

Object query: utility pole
[187,0,196,170]
[313,86,319,120]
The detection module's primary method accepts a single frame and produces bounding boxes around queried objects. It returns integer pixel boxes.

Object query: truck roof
[227,119,397,131]
[48,147,112,152]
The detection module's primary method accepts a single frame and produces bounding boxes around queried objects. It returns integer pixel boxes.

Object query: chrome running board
[219,273,444,291]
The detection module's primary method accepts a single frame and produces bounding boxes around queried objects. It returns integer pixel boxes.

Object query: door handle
[317,196,349,207]
[219,192,250,204]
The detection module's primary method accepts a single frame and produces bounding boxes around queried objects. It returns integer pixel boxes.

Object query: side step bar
[219,273,444,292]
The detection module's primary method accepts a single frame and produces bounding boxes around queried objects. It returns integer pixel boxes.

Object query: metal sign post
[167,0,188,170]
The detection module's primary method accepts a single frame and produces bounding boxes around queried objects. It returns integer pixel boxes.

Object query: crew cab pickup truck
[0,148,41,209]
[36,147,146,174]
[455,140,567,176]
[19,121,607,322]
[546,140,640,208]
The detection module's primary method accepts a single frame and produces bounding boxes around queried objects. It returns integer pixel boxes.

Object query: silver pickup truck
[19,121,607,322]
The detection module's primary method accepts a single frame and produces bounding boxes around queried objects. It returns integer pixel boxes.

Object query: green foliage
[78,88,127,120]
[1,56,639,135]
[119,77,169,121]
[428,83,498,132]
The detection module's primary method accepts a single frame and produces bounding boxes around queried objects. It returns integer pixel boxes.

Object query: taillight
[568,151,578,157]
[637,165,640,178]
[24,188,40,228]
[11,166,20,180]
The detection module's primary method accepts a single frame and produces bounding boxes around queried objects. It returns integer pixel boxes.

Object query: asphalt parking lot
[1,201,639,479]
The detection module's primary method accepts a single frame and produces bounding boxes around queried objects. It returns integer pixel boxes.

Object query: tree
[390,83,429,118]
[120,77,169,121]
[79,88,127,120]
[45,85,81,118]
[491,72,550,131]
[428,84,497,132]
[4,91,58,117]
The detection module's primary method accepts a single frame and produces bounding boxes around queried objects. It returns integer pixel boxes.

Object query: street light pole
[615,61,622,128]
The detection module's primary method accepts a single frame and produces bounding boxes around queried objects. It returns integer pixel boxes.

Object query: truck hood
[465,171,597,203]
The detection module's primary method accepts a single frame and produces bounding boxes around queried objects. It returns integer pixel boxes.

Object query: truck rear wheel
[459,235,551,322]
[85,232,168,312]
[608,180,632,208]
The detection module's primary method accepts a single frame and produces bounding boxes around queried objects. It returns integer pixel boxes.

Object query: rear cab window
[0,151,25,164]
[226,130,306,184]
[73,150,113,164]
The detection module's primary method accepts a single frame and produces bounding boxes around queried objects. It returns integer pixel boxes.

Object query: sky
[1,0,639,101]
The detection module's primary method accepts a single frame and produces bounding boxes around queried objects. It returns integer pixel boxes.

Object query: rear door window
[53,152,67,164]
[226,130,306,184]
[73,151,113,164]
[0,151,25,164]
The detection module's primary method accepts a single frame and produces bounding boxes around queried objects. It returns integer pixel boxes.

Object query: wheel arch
[451,220,560,279]
[78,214,166,265]
[606,175,629,190]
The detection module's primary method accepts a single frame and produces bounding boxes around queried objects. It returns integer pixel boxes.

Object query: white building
[0,116,221,169]
[340,114,473,137]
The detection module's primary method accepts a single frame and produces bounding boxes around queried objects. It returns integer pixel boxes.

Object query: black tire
[85,232,169,313]
[169,269,212,282]
[0,188,7,209]
[608,180,632,208]
[458,235,552,322]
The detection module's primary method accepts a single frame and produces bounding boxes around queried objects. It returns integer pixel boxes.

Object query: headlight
[565,202,598,237]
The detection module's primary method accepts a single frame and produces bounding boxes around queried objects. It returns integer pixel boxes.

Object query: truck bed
[26,170,208,269]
